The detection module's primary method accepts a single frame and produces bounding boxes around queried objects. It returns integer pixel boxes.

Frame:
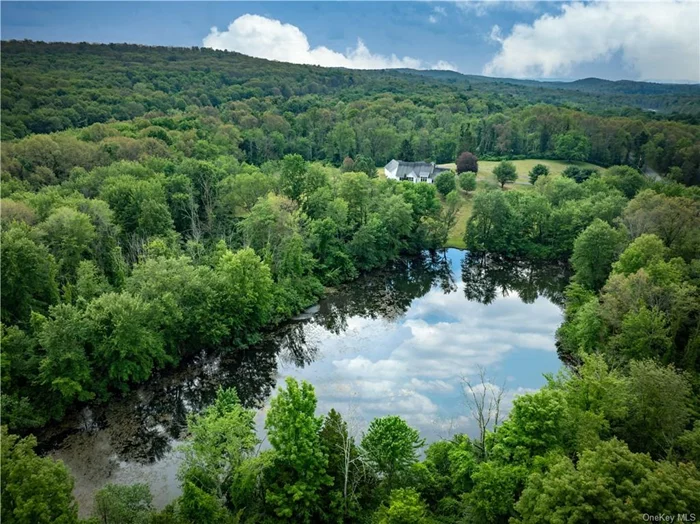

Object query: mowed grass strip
[438,159,600,184]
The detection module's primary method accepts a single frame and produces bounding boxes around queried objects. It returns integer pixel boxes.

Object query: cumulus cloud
[483,0,700,82]
[203,14,456,71]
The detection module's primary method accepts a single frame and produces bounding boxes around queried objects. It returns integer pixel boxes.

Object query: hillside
[2,40,700,143]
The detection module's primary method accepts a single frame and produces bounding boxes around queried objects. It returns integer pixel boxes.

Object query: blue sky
[2,1,699,82]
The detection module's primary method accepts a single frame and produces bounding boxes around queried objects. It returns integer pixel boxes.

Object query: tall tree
[265,378,332,522]
[361,416,425,493]
[571,219,627,290]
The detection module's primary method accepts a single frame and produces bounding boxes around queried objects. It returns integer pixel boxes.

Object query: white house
[384,159,449,184]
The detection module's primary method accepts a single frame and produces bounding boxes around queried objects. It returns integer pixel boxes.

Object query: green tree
[398,138,415,162]
[528,163,549,185]
[602,165,646,199]
[464,189,517,256]
[612,234,667,276]
[93,483,153,524]
[280,153,307,202]
[571,219,626,290]
[623,360,692,457]
[434,171,456,196]
[459,171,477,192]
[613,306,673,361]
[493,161,517,188]
[352,155,376,178]
[514,439,700,523]
[339,172,372,227]
[361,416,425,492]
[554,354,628,451]
[214,247,274,345]
[38,207,96,282]
[265,378,332,522]
[0,225,59,326]
[36,304,94,415]
[490,388,571,465]
[327,122,356,162]
[75,260,111,301]
[375,488,430,524]
[319,409,366,521]
[1,427,78,524]
[85,292,168,393]
[467,462,525,523]
[179,387,258,506]
[217,170,272,212]
[554,132,590,162]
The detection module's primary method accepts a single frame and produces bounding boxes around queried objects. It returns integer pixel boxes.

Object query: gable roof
[385,160,448,179]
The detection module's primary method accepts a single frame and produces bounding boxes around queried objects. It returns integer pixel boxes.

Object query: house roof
[385,159,449,179]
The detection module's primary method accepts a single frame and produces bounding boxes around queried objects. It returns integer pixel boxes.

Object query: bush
[459,172,477,192]
[528,164,549,185]
[434,171,457,196]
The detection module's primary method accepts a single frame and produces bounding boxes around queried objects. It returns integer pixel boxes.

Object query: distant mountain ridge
[394,69,700,96]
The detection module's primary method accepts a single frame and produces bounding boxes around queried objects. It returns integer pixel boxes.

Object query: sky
[2,1,699,83]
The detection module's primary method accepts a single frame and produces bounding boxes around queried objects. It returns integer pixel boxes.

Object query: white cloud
[203,14,456,71]
[433,60,459,71]
[455,0,537,17]
[484,0,700,82]
[429,5,448,23]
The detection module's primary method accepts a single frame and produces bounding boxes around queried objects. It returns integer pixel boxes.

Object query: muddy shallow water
[41,249,569,516]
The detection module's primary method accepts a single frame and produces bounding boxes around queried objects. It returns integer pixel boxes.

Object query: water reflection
[47,249,567,515]
[461,253,569,307]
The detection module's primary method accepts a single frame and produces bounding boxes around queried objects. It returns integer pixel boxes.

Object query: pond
[43,249,569,516]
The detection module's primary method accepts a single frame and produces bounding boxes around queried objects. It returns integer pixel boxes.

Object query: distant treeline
[2,41,699,184]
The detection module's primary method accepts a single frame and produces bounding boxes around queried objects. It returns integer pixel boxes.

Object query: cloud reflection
[275,253,563,442]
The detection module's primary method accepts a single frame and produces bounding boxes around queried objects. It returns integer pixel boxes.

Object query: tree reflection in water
[46,250,567,466]
[461,253,569,307]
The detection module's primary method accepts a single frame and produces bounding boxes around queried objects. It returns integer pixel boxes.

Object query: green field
[379,159,601,249]
[445,191,474,249]
[438,159,600,185]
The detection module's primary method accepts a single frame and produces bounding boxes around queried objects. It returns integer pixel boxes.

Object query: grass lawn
[377,158,599,249]
[438,159,600,185]
[445,190,474,249]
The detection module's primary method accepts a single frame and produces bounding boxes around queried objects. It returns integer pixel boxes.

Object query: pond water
[43,249,568,516]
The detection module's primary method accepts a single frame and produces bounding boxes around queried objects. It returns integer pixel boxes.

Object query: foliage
[528,163,549,185]
[493,161,518,188]
[434,171,456,196]
[374,489,430,524]
[514,439,700,523]
[361,416,425,492]
[179,387,258,505]
[0,426,78,524]
[456,152,478,174]
[458,171,477,192]
[265,378,332,521]
[2,38,700,524]
[93,483,153,524]
[571,219,627,291]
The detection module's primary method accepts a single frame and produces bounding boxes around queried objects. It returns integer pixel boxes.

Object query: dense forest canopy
[2,41,700,185]
[1,39,700,524]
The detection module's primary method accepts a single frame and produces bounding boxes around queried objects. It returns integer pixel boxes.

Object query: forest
[1,40,700,523]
